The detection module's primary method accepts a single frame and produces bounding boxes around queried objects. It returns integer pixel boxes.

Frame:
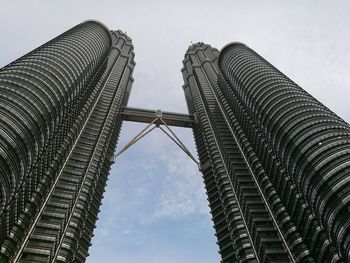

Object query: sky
[1,1,350,262]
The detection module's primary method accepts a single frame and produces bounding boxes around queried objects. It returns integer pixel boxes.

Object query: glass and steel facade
[182,43,350,263]
[1,19,350,263]
[0,21,135,262]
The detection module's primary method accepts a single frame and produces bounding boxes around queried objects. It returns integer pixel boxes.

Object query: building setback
[0,21,135,262]
[183,42,350,262]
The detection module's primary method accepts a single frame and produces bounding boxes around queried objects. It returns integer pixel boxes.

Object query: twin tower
[0,20,349,263]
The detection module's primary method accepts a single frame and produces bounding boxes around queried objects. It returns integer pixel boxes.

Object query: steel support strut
[114,116,199,167]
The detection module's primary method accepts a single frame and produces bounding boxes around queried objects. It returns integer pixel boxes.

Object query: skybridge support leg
[114,114,199,168]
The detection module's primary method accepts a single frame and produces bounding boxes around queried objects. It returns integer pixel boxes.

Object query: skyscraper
[0,21,135,262]
[182,42,350,262]
[1,18,350,263]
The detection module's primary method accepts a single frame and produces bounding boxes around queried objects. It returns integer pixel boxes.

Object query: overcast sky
[1,1,350,262]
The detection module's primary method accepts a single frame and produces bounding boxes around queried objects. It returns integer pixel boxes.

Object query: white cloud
[146,151,209,222]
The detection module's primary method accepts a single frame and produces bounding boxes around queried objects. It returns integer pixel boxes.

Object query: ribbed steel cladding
[0,21,111,211]
[216,74,328,262]
[61,30,135,262]
[199,55,313,263]
[183,44,265,263]
[55,31,135,262]
[183,90,240,262]
[217,68,340,262]
[0,21,117,262]
[197,44,311,262]
[15,30,135,263]
[219,44,350,261]
[182,47,238,262]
